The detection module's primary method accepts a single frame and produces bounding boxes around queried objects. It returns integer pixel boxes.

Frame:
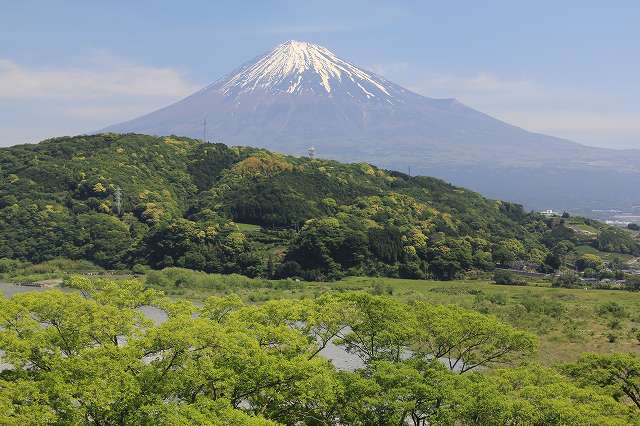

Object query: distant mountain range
[102,40,640,212]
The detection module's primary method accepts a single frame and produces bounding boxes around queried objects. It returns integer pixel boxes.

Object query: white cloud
[0,57,199,100]
[0,55,203,146]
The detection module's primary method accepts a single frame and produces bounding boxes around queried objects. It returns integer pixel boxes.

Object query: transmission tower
[308,146,316,159]
[114,186,123,216]
[203,118,207,143]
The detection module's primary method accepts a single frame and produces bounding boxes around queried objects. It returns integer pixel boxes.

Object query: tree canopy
[0,278,637,425]
[2,134,635,280]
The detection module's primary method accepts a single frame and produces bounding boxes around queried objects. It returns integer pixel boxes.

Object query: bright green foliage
[461,365,637,425]
[575,253,604,271]
[0,280,637,425]
[332,292,417,363]
[138,398,280,425]
[412,302,537,373]
[335,360,467,426]
[493,238,525,265]
[563,353,640,410]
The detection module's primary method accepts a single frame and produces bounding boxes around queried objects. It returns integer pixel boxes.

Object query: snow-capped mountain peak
[216,40,395,101]
[102,40,640,212]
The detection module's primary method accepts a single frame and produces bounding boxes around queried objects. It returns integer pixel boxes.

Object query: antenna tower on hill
[114,186,123,216]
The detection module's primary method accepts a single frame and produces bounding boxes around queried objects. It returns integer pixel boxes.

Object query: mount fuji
[103,40,640,212]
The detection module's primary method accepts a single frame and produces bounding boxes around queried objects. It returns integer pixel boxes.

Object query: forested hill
[0,134,637,280]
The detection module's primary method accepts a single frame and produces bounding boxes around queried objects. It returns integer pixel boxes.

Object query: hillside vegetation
[0,133,637,280]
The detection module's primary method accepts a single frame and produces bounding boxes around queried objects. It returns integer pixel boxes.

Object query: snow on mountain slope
[102,40,640,211]
[216,40,395,100]
[102,39,454,142]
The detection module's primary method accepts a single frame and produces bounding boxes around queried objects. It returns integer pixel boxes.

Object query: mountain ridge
[102,41,640,212]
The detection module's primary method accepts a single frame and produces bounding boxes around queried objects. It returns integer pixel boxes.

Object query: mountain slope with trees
[1,133,637,280]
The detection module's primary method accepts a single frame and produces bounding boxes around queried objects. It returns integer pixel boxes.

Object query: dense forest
[1,133,637,280]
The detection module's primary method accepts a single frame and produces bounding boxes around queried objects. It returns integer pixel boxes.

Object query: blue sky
[1,0,639,149]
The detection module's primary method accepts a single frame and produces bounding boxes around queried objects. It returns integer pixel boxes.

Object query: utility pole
[203,118,207,143]
[114,186,122,216]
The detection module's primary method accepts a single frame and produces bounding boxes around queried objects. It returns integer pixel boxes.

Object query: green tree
[333,292,417,364]
[0,280,636,425]
[563,353,640,410]
[412,302,537,373]
[336,360,466,426]
[77,212,133,267]
[575,253,604,272]
[461,365,637,425]
[553,269,580,288]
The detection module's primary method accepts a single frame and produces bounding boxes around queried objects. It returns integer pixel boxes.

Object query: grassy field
[234,222,262,233]
[0,258,103,283]
[574,244,636,262]
[566,222,599,236]
[143,269,640,365]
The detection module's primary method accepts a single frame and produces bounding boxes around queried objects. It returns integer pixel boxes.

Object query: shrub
[132,264,150,274]
[371,281,385,295]
[519,295,565,318]
[575,254,603,272]
[553,270,579,288]
[274,261,302,279]
[488,293,507,305]
[399,261,427,279]
[608,319,621,330]
[626,275,640,291]
[0,258,23,273]
[594,228,639,255]
[493,270,526,286]
[144,270,172,288]
[598,270,615,280]
[597,302,627,318]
